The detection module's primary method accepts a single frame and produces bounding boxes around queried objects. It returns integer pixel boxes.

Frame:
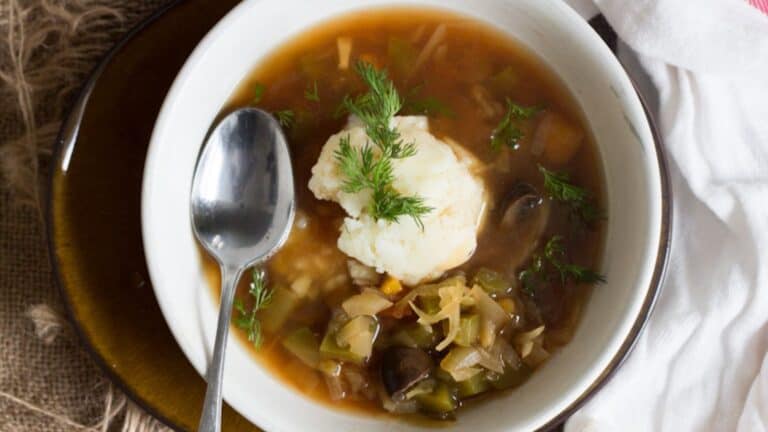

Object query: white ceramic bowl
[142,0,670,430]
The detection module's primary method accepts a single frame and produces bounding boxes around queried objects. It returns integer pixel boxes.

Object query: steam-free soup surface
[208,7,606,422]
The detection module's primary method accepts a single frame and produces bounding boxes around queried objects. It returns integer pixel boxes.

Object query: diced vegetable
[514,325,545,358]
[532,112,584,165]
[487,364,532,390]
[342,289,393,317]
[410,279,475,351]
[470,285,509,348]
[282,327,321,368]
[333,316,380,362]
[290,275,313,298]
[452,314,479,347]
[440,346,483,382]
[498,298,516,314]
[415,382,458,416]
[321,329,364,364]
[418,295,441,315]
[259,287,299,334]
[472,268,512,298]
[456,372,490,398]
[337,37,352,70]
[391,323,437,349]
[347,259,381,287]
[411,24,447,76]
[380,275,403,296]
[405,379,436,400]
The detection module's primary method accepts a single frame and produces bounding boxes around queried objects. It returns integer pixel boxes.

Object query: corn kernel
[380,275,403,296]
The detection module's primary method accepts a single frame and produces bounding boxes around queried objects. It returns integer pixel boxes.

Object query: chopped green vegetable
[472,268,511,298]
[539,165,603,224]
[487,364,532,390]
[252,82,266,104]
[282,327,321,368]
[456,372,490,398]
[259,286,299,334]
[319,326,366,365]
[415,382,458,416]
[334,61,433,228]
[274,110,295,129]
[418,295,442,316]
[491,99,540,151]
[304,80,320,102]
[391,323,437,349]
[452,314,479,347]
[233,268,274,349]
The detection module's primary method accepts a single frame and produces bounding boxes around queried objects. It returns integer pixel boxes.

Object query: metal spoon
[190,108,294,432]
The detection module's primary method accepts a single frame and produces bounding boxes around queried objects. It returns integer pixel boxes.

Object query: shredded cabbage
[342,288,393,317]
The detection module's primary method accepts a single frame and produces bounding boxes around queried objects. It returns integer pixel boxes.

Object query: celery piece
[282,327,321,368]
[415,382,458,415]
[472,268,511,298]
[259,287,299,334]
[453,314,480,347]
[456,372,490,398]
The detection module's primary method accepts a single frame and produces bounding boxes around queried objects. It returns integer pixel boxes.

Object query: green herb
[304,80,320,102]
[403,86,454,118]
[234,268,274,349]
[539,165,602,224]
[274,110,295,129]
[491,99,539,151]
[334,61,432,228]
[252,82,266,104]
[520,236,605,295]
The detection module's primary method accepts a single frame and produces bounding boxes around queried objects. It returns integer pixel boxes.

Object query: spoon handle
[198,265,243,432]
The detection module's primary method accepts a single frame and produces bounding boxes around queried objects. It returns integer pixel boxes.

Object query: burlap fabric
[0,1,172,431]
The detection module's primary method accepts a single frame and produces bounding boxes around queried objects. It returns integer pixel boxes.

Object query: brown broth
[206,7,606,420]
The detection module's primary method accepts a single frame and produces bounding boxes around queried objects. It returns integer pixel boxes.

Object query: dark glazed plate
[45,2,669,431]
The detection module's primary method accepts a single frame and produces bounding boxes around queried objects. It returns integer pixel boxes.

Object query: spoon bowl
[190,107,294,432]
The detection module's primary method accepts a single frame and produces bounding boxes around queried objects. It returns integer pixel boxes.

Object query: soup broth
[207,7,606,421]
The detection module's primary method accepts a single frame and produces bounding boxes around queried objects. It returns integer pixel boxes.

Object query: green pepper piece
[259,286,299,334]
[472,268,511,298]
[456,372,490,398]
[415,382,458,415]
[282,327,321,368]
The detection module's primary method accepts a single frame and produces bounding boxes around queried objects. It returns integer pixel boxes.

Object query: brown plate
[45,2,669,431]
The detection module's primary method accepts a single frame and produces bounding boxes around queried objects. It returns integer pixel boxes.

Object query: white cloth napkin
[560,0,768,431]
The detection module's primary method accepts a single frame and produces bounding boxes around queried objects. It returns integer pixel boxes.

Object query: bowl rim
[45,2,672,432]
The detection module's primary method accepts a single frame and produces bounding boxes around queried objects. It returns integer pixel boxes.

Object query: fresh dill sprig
[333,61,432,228]
[252,82,266,104]
[304,80,320,102]
[539,165,602,224]
[520,236,605,295]
[274,109,295,129]
[491,99,540,151]
[233,267,274,349]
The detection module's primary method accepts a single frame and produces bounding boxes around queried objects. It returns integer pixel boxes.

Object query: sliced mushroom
[500,184,551,271]
[381,347,434,400]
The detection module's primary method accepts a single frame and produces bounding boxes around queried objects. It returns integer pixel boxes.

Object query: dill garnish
[274,110,295,129]
[233,268,273,349]
[491,99,539,151]
[304,80,320,102]
[539,165,602,224]
[333,61,432,228]
[520,236,605,295]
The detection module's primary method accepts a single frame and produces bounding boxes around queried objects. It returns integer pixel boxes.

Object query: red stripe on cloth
[749,0,768,14]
